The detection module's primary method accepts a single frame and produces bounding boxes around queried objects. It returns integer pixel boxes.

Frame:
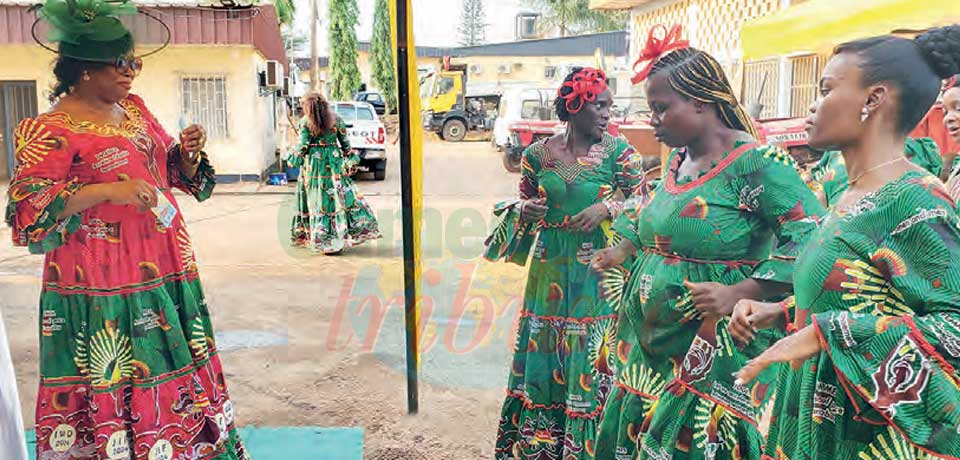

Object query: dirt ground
[0,138,523,458]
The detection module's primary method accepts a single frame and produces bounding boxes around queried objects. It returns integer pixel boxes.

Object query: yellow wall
[450,55,599,86]
[630,0,784,91]
[0,45,280,178]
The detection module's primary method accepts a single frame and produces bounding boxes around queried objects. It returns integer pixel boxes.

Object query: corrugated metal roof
[356,41,447,58]
[0,0,259,6]
[0,2,287,68]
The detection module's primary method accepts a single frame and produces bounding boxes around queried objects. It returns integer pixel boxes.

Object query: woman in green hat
[6,0,247,458]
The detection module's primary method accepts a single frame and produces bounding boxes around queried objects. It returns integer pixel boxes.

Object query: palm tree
[272,0,296,26]
[525,0,626,37]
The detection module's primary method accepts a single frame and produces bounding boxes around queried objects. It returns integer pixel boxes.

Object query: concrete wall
[449,55,601,87]
[0,44,280,180]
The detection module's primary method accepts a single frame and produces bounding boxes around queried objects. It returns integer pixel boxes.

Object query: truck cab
[420,64,500,141]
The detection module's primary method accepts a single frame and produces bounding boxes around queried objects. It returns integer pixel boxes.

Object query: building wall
[450,55,605,87]
[0,45,279,179]
[295,54,443,99]
[628,0,819,119]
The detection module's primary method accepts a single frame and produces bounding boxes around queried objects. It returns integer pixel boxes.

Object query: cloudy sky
[291,0,537,55]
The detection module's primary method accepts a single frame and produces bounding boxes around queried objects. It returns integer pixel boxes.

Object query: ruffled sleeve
[606,137,650,245]
[812,181,960,456]
[4,117,82,254]
[166,146,216,202]
[335,117,359,169]
[482,143,542,265]
[742,145,826,285]
[287,123,310,168]
[904,136,943,178]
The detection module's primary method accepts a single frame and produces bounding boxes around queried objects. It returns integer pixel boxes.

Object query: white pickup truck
[332,101,388,181]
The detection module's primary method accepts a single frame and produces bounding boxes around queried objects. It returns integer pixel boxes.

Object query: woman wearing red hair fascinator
[490,66,649,460]
[591,24,824,459]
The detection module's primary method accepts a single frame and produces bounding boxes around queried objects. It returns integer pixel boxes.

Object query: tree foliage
[370,0,397,111]
[328,0,362,100]
[458,0,488,46]
[525,0,627,37]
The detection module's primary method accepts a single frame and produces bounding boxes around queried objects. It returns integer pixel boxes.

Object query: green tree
[525,0,627,37]
[458,0,487,46]
[272,0,295,26]
[370,0,397,112]
[328,0,362,100]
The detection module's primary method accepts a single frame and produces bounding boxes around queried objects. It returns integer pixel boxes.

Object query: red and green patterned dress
[5,94,247,460]
[595,143,824,460]
[495,133,646,460]
[764,170,960,459]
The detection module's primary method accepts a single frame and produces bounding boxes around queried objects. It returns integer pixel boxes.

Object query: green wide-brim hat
[32,0,168,61]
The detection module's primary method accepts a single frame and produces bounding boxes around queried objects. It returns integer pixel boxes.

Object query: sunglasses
[112,56,143,76]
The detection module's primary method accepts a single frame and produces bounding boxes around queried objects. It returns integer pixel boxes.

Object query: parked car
[331,101,388,181]
[354,91,388,115]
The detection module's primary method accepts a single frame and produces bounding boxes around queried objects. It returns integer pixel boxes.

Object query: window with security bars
[180,77,228,139]
[742,59,780,119]
[789,55,821,118]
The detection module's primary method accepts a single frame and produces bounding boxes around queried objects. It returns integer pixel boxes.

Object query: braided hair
[834,24,960,134]
[648,47,759,139]
[303,91,335,137]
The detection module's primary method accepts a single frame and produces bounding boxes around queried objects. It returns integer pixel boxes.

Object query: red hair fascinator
[558,67,608,115]
[631,24,690,84]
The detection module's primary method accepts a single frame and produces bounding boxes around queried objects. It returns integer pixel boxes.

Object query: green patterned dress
[595,142,825,460]
[764,171,960,459]
[288,117,380,253]
[495,133,646,460]
[809,138,943,207]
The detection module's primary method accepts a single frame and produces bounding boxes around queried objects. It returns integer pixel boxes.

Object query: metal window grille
[742,59,780,119]
[180,77,228,139]
[789,54,821,118]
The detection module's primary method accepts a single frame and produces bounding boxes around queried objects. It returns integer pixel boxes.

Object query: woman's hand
[179,124,206,162]
[569,203,609,232]
[592,245,629,271]
[734,325,822,385]
[683,280,743,317]
[728,299,785,347]
[106,178,158,211]
[520,197,548,223]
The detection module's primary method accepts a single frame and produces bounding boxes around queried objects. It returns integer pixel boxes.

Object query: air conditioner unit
[497,64,511,75]
[469,64,483,75]
[265,60,283,88]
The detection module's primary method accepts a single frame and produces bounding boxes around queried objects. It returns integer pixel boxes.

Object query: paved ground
[0,139,526,458]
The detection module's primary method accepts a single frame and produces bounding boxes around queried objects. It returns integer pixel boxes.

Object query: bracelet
[780,297,798,333]
[602,199,624,220]
[180,145,202,166]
